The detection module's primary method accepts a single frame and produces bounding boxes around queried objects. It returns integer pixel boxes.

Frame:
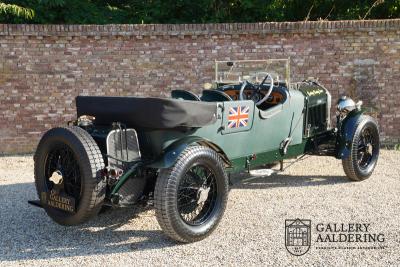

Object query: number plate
[40,190,76,213]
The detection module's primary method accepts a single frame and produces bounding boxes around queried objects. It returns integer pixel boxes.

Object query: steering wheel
[239,73,274,106]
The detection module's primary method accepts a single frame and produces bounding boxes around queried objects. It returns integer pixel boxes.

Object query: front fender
[146,136,230,169]
[336,110,363,159]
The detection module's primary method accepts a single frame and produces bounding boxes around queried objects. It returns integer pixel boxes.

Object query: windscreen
[215,59,290,85]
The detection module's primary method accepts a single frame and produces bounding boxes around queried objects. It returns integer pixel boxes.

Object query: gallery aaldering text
[315,223,385,243]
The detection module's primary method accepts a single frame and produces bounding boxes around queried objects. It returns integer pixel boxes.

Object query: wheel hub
[366,143,373,155]
[49,170,63,185]
[197,186,210,204]
[177,163,218,226]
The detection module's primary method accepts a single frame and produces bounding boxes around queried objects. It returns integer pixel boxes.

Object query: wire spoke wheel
[356,127,377,170]
[342,115,380,181]
[34,126,106,225]
[154,146,229,243]
[45,144,82,203]
[177,164,217,226]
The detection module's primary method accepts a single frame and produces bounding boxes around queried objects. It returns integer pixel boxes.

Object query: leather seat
[171,89,201,101]
[201,90,232,102]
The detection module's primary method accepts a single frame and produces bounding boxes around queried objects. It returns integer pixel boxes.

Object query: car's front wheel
[342,115,380,181]
[154,146,229,243]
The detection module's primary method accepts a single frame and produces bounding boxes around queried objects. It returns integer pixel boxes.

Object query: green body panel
[144,89,306,172]
[229,141,308,172]
[147,136,216,168]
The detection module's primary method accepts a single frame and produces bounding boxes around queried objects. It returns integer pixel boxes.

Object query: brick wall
[0,20,399,154]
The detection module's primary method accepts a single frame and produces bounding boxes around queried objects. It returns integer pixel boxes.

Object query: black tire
[154,146,229,243]
[34,126,106,225]
[342,115,380,181]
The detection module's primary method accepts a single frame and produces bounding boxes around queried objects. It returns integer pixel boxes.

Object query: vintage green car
[32,59,379,242]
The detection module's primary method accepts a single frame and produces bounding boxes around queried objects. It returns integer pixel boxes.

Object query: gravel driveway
[0,150,399,266]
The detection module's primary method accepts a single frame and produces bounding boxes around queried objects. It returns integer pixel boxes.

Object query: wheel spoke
[355,124,379,170]
[178,192,195,201]
[45,144,81,200]
[177,164,217,226]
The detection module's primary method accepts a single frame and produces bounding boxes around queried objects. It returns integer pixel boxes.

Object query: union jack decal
[227,106,250,128]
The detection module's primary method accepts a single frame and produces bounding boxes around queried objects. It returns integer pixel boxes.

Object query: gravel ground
[0,150,399,266]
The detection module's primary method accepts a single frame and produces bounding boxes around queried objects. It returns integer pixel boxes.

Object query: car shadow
[230,171,351,190]
[0,182,178,262]
[0,171,350,262]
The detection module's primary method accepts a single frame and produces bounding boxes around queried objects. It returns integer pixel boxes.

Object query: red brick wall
[0,20,399,154]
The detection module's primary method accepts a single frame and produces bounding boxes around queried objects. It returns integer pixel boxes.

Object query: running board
[28,200,43,209]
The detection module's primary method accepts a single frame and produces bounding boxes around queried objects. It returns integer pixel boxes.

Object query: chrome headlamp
[337,96,362,115]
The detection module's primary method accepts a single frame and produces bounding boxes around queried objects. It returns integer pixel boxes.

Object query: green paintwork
[143,89,306,173]
[147,136,207,169]
[228,141,308,173]
[92,86,369,199]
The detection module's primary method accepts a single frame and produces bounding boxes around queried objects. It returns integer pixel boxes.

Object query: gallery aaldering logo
[285,219,386,256]
[285,219,311,256]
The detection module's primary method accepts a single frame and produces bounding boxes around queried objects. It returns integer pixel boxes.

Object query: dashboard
[223,89,284,105]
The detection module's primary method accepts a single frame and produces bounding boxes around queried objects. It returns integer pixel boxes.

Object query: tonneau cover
[76,96,217,129]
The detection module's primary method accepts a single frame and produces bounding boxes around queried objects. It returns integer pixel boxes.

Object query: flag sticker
[227,106,249,128]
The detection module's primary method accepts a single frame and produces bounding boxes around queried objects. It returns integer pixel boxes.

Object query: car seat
[200,90,232,102]
[171,89,201,101]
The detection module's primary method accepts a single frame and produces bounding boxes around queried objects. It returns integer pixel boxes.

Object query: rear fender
[336,110,363,159]
[147,136,231,169]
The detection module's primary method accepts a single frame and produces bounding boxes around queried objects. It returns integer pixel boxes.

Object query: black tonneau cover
[76,96,217,130]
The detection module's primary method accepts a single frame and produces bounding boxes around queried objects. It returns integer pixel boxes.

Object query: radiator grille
[305,103,327,136]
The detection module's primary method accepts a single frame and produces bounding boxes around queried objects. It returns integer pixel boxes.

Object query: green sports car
[31,59,380,242]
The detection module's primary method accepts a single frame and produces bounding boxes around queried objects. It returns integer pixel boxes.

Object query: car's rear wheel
[342,115,380,181]
[34,126,106,225]
[154,146,229,243]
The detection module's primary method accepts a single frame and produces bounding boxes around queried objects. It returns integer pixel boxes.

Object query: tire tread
[342,115,379,181]
[34,126,105,225]
[154,146,228,243]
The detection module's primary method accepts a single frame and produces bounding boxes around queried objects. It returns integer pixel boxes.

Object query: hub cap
[45,144,82,201]
[49,170,63,185]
